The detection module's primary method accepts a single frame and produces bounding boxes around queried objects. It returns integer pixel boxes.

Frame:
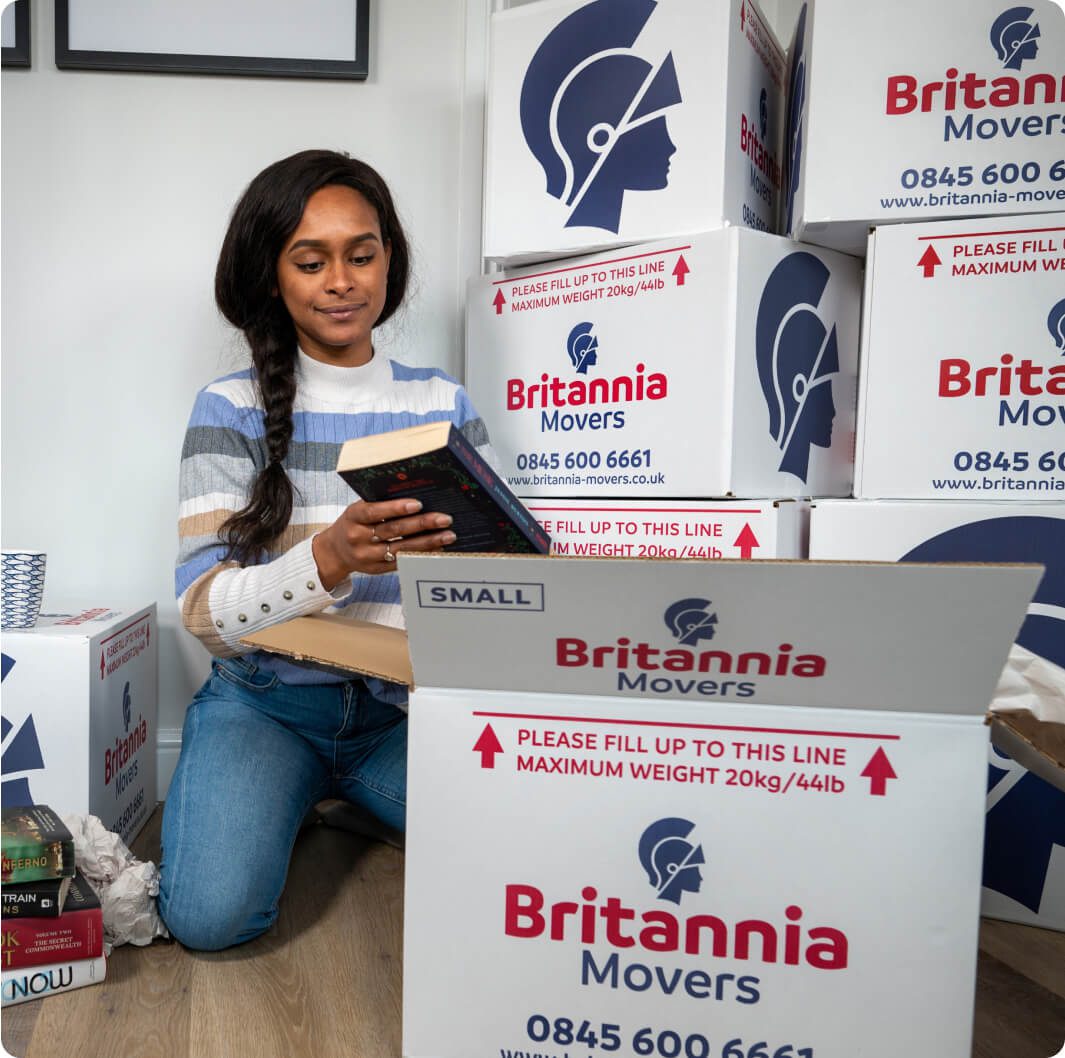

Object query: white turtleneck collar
[295,347,391,402]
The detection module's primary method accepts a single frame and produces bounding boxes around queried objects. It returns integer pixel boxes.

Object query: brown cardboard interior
[241,613,412,687]
[990,711,1065,795]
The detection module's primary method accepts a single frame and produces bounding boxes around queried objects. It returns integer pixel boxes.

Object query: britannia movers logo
[756,252,840,483]
[885,5,1063,142]
[555,597,826,697]
[937,296,1065,432]
[504,815,848,1003]
[519,0,681,232]
[506,320,668,434]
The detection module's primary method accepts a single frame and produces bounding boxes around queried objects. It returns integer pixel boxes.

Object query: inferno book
[337,421,551,555]
[1,805,75,884]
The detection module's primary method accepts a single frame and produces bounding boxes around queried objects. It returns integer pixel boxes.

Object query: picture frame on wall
[54,0,370,80]
[2,0,31,68]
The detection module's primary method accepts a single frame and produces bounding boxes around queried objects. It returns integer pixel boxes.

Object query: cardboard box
[782,0,1065,255]
[391,554,1038,1057]
[0,606,158,845]
[808,498,1065,929]
[467,228,863,498]
[484,0,786,265]
[853,212,1065,499]
[523,498,807,559]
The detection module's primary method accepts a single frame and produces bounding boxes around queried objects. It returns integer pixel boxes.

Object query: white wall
[1,0,486,796]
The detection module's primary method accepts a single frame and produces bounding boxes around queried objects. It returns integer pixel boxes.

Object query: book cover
[338,422,551,555]
[1,873,73,919]
[1,805,76,884]
[1,953,106,1007]
[1,872,102,971]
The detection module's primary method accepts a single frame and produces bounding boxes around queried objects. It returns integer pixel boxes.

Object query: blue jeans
[157,655,407,951]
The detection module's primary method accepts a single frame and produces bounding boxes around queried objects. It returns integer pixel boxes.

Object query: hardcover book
[337,421,551,555]
[1,874,73,919]
[1,953,106,1007]
[1,805,75,884]
[1,872,102,971]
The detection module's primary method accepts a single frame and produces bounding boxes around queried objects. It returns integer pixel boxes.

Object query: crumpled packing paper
[989,643,1065,724]
[62,814,169,955]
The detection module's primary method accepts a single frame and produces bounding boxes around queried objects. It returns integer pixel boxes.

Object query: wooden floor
[3,805,1063,1058]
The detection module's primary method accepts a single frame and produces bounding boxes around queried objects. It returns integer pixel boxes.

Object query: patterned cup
[1,551,47,629]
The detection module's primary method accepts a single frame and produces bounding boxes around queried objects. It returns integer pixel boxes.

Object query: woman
[159,150,495,950]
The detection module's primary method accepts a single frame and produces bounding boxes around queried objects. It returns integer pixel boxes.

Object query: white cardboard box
[523,498,807,559]
[484,0,786,265]
[783,0,1065,254]
[0,606,158,845]
[397,554,1039,1058]
[854,212,1065,499]
[467,228,863,498]
[808,499,1065,929]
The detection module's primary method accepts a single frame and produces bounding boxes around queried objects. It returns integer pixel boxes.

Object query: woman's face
[275,184,391,367]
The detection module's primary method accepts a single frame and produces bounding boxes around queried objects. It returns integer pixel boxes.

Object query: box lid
[397,554,1041,714]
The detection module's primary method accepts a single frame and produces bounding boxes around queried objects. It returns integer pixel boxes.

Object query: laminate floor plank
[3,804,1063,1058]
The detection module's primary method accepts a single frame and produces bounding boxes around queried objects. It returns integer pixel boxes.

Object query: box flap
[241,613,412,688]
[989,712,1065,794]
[398,555,1042,714]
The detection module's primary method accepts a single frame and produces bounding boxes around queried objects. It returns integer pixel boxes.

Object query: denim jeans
[157,654,407,951]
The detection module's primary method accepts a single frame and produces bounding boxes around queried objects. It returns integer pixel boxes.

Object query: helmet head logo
[639,817,706,905]
[664,598,718,646]
[519,0,682,233]
[756,251,840,483]
[990,7,1040,70]
[567,322,600,374]
[1048,297,1065,353]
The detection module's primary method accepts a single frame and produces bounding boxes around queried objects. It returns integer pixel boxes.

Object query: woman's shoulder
[187,368,262,429]
[383,358,462,388]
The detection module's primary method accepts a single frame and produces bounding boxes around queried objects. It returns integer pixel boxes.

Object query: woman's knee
[158,866,276,951]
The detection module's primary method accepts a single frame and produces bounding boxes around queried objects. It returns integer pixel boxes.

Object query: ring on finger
[370,530,381,544]
[384,547,396,563]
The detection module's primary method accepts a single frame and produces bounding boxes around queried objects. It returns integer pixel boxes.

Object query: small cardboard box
[853,212,1065,499]
[391,554,1038,1058]
[782,0,1065,255]
[483,0,786,265]
[0,606,158,845]
[808,498,1065,929]
[467,228,863,498]
[522,497,807,559]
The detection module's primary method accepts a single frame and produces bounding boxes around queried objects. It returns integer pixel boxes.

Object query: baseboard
[157,728,181,802]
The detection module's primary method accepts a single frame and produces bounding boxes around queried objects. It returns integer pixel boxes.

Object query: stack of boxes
[463,0,1064,931]
[467,0,864,562]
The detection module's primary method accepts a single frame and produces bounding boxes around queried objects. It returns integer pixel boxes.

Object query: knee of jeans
[157,869,274,952]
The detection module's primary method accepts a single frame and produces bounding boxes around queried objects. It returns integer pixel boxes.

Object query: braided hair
[214,150,410,564]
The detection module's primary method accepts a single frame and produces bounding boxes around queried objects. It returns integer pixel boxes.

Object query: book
[337,421,551,555]
[1,805,75,884]
[1,873,73,919]
[1,953,106,1007]
[1,871,102,971]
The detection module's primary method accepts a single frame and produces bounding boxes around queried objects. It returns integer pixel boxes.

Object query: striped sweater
[176,349,496,689]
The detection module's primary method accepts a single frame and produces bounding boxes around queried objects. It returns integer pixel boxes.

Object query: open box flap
[989,711,1065,794]
[241,613,412,687]
[396,555,1043,714]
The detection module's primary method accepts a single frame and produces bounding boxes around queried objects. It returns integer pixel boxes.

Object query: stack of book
[1,804,106,1006]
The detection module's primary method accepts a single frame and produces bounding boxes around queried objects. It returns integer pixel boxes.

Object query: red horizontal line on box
[917,225,1064,241]
[473,711,900,741]
[492,246,692,286]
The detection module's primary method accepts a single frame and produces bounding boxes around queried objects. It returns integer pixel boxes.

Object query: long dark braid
[213,150,410,565]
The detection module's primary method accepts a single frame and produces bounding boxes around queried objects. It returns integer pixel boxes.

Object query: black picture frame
[2,1,31,68]
[54,0,370,80]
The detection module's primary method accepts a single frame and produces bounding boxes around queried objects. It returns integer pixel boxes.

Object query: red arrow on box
[734,523,759,559]
[861,747,897,796]
[673,255,690,286]
[917,244,942,278]
[492,289,506,315]
[473,724,504,769]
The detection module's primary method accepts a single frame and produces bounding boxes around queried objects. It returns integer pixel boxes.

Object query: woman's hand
[312,498,456,590]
